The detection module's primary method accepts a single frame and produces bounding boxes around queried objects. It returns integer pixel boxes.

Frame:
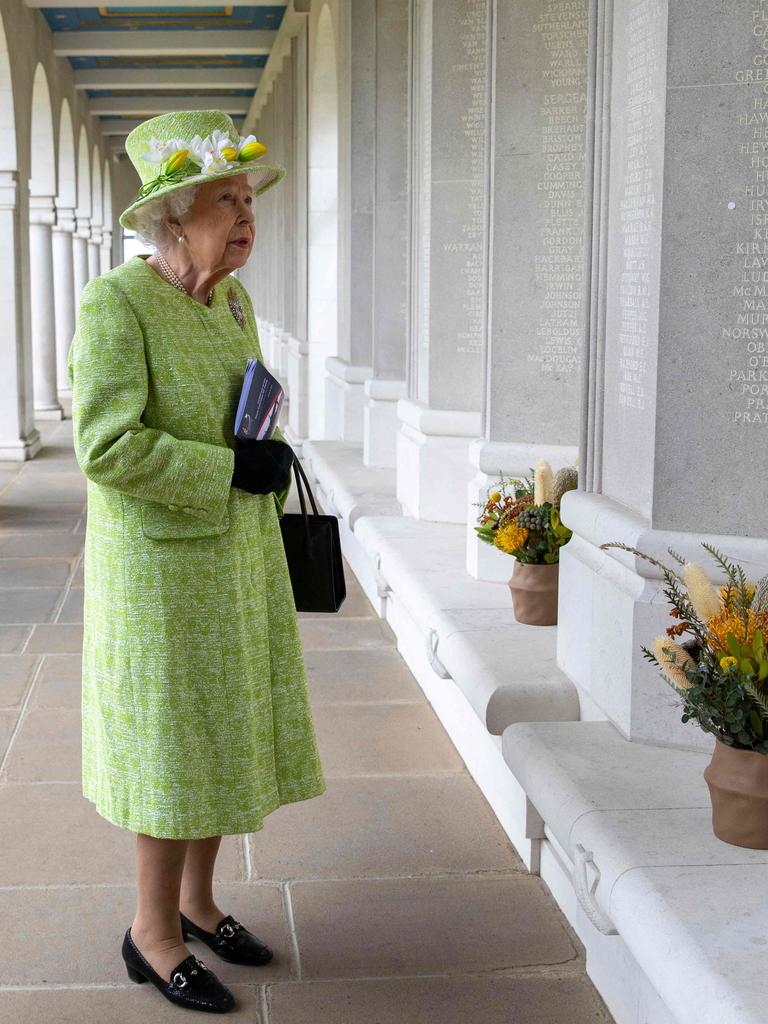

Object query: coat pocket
[140,502,231,540]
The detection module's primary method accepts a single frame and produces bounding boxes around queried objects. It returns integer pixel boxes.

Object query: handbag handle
[290,453,320,518]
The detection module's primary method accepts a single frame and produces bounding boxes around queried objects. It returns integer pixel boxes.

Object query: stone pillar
[467,0,588,579]
[99,229,112,275]
[363,0,410,468]
[287,24,311,444]
[52,206,77,407]
[397,0,489,522]
[87,224,101,280]
[558,0,768,748]
[72,217,90,305]
[0,172,41,459]
[325,0,375,442]
[29,196,63,420]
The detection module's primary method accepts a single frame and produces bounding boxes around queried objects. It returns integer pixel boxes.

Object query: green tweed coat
[67,255,326,839]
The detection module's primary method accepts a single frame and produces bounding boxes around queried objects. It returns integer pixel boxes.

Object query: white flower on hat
[188,128,239,173]
[141,136,187,164]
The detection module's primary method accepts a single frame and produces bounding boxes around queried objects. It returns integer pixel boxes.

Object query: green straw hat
[119,109,285,231]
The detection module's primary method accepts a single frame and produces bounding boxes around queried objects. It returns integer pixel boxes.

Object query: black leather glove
[231,437,294,495]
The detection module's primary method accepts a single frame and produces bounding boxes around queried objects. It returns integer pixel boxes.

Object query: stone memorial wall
[411,0,488,411]
[601,0,768,536]
[486,0,587,444]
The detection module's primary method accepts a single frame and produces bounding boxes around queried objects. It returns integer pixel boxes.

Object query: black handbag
[278,454,346,613]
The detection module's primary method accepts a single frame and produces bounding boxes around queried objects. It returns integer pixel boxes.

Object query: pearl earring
[177,234,184,243]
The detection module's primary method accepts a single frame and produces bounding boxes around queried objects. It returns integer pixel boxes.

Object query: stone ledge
[301,440,580,736]
[503,720,768,1024]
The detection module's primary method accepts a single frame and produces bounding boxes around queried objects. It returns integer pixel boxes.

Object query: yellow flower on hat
[164,148,189,174]
[238,136,268,161]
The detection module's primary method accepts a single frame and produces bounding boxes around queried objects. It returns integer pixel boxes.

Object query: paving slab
[0,626,33,654]
[247,774,524,880]
[1,708,81,782]
[0,882,291,985]
[28,653,81,708]
[0,557,73,587]
[311,703,464,776]
[0,783,245,885]
[290,875,577,978]
[298,617,395,651]
[304,647,423,703]
[25,623,83,654]
[0,985,264,1023]
[0,655,40,706]
[267,974,612,1024]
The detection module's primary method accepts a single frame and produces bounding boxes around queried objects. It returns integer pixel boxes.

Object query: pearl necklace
[153,250,213,307]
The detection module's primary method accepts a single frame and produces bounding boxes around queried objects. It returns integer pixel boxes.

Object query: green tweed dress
[67,255,326,839]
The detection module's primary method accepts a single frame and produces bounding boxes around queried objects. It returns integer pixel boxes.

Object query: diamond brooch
[227,288,246,330]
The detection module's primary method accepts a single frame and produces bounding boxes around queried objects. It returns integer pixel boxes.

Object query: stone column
[52,206,77,407]
[99,229,112,275]
[467,0,588,579]
[87,224,101,280]
[558,0,768,748]
[72,216,90,305]
[287,24,311,443]
[0,172,41,458]
[397,0,490,521]
[29,196,63,420]
[363,0,410,468]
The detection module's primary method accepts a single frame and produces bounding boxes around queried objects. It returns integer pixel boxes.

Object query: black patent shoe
[122,927,235,1013]
[180,911,274,966]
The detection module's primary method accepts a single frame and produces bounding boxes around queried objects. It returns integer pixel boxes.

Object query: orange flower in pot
[602,540,768,849]
[473,460,577,625]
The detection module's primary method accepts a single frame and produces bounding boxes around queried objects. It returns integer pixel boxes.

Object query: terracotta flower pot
[508,561,559,626]
[703,738,768,849]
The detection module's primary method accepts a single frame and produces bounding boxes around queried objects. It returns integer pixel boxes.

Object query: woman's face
[172,174,255,273]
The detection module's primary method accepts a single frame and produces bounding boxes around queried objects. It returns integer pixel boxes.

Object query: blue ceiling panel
[43,6,285,32]
[69,54,268,68]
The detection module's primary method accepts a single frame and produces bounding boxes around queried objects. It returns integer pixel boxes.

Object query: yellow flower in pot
[602,539,768,849]
[473,461,578,625]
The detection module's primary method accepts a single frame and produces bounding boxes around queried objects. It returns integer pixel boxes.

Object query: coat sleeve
[233,277,294,517]
[67,275,235,526]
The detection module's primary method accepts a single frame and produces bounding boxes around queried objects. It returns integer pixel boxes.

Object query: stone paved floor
[0,418,612,1023]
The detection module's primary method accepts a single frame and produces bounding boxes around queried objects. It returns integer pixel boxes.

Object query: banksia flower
[552,467,578,507]
[651,636,696,692]
[682,563,721,623]
[493,521,529,555]
[533,459,553,506]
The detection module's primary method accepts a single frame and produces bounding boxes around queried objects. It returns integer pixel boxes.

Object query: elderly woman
[67,111,326,1015]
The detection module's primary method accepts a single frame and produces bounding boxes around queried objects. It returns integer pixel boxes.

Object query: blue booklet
[234,359,285,441]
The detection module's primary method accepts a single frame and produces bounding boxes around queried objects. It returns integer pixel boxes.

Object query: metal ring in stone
[173,972,188,987]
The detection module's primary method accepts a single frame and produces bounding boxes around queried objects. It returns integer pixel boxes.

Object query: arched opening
[28,64,60,416]
[53,98,77,399]
[0,13,35,456]
[29,64,56,200]
[307,3,339,438]
[76,125,91,221]
[101,157,112,273]
[72,125,91,300]
[56,99,76,211]
[91,144,102,232]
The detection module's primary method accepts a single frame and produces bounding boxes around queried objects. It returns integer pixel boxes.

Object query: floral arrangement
[602,541,768,753]
[138,130,268,198]
[474,459,577,564]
